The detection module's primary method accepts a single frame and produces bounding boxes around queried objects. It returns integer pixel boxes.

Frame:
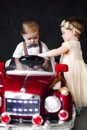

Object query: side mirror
[55,63,68,77]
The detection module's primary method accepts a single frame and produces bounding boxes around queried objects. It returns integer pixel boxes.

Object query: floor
[72,107,87,130]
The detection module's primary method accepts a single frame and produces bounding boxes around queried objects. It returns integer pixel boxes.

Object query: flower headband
[60,20,81,34]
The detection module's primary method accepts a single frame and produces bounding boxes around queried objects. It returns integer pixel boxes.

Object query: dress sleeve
[62,41,71,50]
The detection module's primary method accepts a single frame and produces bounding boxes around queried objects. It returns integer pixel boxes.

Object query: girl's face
[23,32,39,46]
[61,27,73,42]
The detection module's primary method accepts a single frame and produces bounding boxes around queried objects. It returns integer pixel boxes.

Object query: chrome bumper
[0,106,76,130]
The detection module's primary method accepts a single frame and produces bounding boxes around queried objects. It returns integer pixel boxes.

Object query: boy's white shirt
[13,41,48,58]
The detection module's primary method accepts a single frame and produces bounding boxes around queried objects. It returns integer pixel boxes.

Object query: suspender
[23,41,42,55]
[38,40,42,53]
[23,42,28,55]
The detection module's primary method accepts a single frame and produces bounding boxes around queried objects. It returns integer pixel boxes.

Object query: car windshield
[5,56,55,74]
[16,59,53,72]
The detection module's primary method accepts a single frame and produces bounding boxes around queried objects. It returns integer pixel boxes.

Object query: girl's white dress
[60,39,87,108]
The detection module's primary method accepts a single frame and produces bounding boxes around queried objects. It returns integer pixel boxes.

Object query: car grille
[5,92,40,116]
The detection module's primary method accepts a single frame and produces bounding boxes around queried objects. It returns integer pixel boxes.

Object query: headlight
[45,96,61,113]
[1,112,11,123]
[32,115,43,125]
[58,109,69,121]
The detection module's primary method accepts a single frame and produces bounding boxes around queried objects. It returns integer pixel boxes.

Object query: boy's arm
[15,58,23,70]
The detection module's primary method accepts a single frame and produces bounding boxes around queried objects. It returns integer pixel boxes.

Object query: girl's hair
[21,21,39,35]
[60,17,84,34]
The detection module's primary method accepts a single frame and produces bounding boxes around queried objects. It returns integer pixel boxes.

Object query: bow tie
[28,44,39,48]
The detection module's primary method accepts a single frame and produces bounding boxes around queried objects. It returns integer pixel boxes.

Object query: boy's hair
[21,21,39,35]
[60,17,84,34]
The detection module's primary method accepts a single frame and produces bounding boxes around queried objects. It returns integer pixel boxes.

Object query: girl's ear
[72,28,76,35]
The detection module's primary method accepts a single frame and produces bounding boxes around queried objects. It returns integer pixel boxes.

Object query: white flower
[60,19,81,34]
[60,20,73,29]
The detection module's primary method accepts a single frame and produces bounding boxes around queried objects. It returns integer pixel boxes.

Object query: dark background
[0,0,87,62]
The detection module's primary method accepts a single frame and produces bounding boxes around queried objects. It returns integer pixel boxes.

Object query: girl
[39,17,87,112]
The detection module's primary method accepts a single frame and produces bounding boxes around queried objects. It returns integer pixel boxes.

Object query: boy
[13,21,50,70]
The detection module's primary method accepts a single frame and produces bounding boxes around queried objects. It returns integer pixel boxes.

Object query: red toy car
[0,55,76,130]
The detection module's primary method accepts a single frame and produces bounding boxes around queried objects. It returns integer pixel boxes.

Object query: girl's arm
[39,45,69,58]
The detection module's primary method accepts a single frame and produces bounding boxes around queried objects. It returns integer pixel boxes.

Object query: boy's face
[23,32,39,46]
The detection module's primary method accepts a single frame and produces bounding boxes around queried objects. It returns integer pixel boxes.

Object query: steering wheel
[19,55,45,68]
